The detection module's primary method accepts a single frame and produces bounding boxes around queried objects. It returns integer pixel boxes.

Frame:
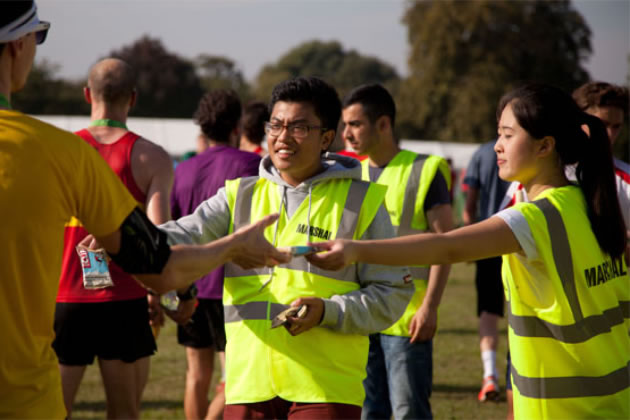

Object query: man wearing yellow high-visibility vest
[159,77,415,419]
[341,84,454,420]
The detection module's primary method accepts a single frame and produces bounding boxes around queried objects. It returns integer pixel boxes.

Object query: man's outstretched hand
[230,214,292,269]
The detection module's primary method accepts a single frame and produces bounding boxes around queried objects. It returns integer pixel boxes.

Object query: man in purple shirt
[168,90,261,420]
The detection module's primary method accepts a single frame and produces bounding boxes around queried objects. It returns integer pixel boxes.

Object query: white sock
[482,350,497,379]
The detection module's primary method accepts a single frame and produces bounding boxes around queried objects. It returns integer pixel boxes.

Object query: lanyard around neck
[0,93,11,109]
[90,119,127,129]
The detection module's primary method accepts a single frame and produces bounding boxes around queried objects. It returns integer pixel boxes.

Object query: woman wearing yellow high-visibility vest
[308,83,629,420]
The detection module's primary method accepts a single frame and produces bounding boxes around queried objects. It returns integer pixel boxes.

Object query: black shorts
[53,297,156,365]
[177,298,226,351]
[475,256,505,317]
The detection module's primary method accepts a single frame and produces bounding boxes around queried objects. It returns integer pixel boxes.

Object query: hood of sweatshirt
[259,151,363,190]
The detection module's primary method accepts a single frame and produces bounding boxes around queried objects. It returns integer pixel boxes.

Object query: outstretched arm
[307,215,521,270]
[95,212,290,294]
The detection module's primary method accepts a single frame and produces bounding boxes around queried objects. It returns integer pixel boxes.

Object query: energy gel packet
[76,245,114,289]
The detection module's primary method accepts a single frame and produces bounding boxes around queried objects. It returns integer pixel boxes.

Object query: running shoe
[478,375,500,402]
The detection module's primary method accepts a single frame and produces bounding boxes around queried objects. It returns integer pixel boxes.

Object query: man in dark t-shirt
[168,90,261,420]
[341,84,453,420]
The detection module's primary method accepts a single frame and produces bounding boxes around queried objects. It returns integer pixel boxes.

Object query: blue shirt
[463,140,509,221]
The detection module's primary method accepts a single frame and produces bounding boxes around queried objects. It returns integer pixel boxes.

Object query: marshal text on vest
[296,224,332,240]
[584,258,628,288]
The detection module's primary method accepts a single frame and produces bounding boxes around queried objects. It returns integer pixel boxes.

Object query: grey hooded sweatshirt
[159,152,414,335]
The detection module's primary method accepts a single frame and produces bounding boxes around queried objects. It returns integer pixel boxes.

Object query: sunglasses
[32,21,50,45]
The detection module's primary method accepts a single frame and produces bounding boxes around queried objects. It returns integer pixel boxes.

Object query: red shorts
[224,397,361,420]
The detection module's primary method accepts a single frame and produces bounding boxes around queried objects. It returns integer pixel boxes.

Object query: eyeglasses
[264,122,326,138]
[32,21,50,45]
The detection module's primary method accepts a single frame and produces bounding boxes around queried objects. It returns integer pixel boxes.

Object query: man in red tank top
[53,58,174,419]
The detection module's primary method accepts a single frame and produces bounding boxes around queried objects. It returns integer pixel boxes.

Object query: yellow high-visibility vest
[223,176,386,406]
[362,150,451,337]
[503,186,630,419]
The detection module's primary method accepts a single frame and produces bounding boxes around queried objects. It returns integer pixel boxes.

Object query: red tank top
[57,129,148,302]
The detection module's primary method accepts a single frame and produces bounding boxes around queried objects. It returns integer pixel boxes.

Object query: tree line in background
[12,0,628,159]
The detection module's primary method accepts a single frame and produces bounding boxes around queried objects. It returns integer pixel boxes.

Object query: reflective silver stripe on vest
[397,154,430,279]
[232,176,258,230]
[398,154,428,237]
[225,177,268,278]
[225,179,368,283]
[511,360,630,399]
[224,301,290,323]
[508,199,628,343]
[336,180,370,240]
[534,199,583,321]
[508,300,628,343]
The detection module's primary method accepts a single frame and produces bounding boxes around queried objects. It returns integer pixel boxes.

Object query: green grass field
[72,262,509,419]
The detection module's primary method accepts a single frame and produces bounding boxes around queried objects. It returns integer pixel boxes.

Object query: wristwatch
[177,284,198,301]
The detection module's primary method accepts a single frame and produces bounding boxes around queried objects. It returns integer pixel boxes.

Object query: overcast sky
[36,0,629,85]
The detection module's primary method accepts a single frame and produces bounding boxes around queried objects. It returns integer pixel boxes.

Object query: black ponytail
[574,112,627,257]
[498,83,627,258]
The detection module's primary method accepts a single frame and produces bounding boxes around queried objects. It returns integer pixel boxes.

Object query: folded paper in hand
[271,305,308,329]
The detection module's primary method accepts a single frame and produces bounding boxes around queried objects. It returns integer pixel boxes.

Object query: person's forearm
[463,200,476,225]
[353,233,452,267]
[159,190,231,246]
[352,217,519,267]
[423,202,453,308]
[320,267,415,335]
[136,234,237,294]
[463,188,479,225]
[423,263,450,311]
[138,213,287,293]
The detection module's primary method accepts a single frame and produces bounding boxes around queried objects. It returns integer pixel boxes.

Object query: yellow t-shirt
[0,110,137,418]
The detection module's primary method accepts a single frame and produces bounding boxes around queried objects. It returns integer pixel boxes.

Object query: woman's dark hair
[194,89,242,143]
[269,76,341,132]
[497,83,627,258]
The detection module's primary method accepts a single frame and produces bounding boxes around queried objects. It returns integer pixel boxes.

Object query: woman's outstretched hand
[305,239,357,271]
